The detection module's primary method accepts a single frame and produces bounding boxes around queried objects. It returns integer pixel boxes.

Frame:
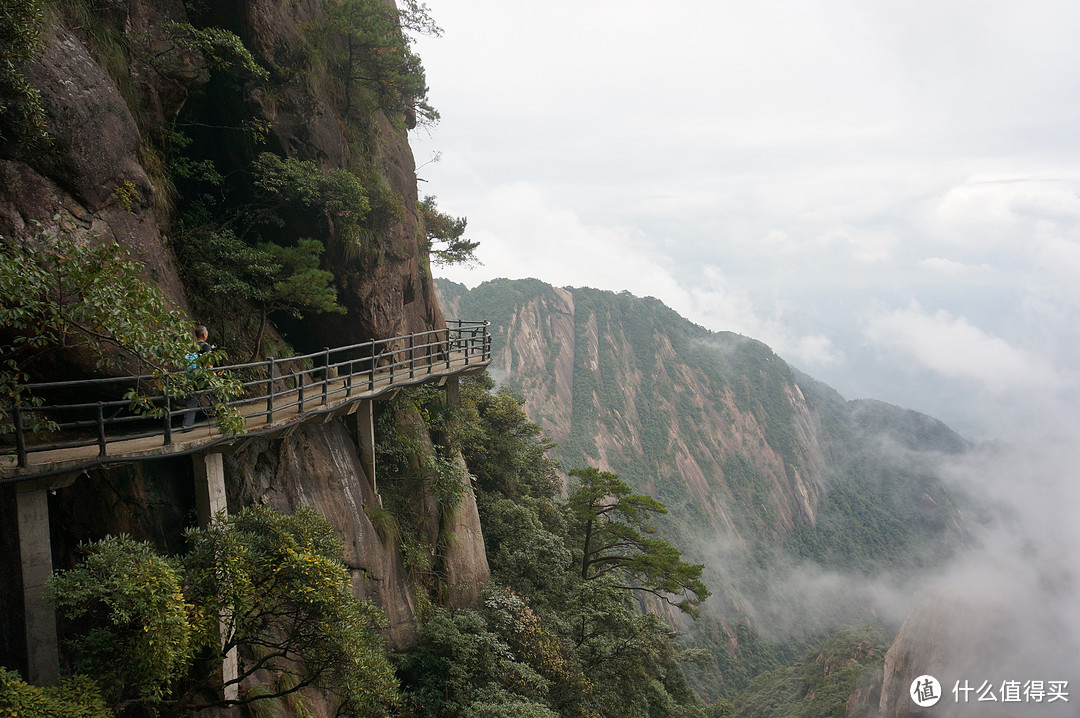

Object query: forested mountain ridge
[438,277,967,561]
[438,277,971,702]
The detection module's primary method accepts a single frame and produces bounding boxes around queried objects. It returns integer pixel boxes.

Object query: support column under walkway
[193,452,238,702]
[15,482,59,685]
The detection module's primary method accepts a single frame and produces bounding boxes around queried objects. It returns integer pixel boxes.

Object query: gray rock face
[1,26,189,310]
[225,419,422,649]
[439,453,491,607]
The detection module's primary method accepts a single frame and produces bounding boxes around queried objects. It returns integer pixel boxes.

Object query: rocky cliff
[0,0,485,700]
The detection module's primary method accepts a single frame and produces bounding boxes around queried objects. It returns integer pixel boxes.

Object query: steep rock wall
[0,0,488,691]
[439,280,828,545]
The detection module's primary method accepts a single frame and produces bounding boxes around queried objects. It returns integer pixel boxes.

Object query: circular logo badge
[910,675,942,708]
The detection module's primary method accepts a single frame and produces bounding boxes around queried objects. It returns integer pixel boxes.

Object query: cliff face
[232,0,446,346]
[438,278,971,701]
[440,279,833,546]
[0,0,483,691]
[0,23,188,311]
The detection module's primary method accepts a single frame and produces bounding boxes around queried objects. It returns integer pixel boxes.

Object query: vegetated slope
[439,277,970,700]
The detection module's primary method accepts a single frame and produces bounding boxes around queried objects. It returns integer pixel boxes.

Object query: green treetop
[567,467,710,615]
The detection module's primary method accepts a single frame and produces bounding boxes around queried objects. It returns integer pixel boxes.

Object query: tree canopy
[419,195,479,267]
[567,467,709,615]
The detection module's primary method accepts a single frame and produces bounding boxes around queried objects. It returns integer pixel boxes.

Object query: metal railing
[2,320,491,470]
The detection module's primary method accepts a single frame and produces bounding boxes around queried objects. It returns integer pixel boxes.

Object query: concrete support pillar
[445,375,460,407]
[193,452,228,527]
[192,452,237,702]
[356,400,377,495]
[15,484,58,685]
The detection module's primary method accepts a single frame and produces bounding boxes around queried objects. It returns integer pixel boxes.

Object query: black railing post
[389,343,395,385]
[297,370,304,414]
[427,332,434,375]
[163,395,173,446]
[97,402,107,457]
[346,358,353,398]
[409,333,415,379]
[266,357,275,424]
[323,348,330,405]
[369,340,375,392]
[445,328,452,370]
[13,403,27,468]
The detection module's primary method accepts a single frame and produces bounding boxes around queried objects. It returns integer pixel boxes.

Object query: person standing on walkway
[182,325,212,428]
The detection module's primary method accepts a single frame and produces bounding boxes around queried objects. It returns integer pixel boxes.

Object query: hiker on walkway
[182,325,212,428]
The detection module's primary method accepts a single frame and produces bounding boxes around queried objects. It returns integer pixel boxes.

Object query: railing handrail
[2,320,491,472]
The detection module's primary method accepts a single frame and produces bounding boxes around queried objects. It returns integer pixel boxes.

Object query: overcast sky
[410,0,1080,439]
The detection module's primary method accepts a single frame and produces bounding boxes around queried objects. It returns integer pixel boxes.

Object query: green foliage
[457,374,559,500]
[44,507,399,715]
[48,535,193,705]
[567,467,709,614]
[161,22,269,82]
[319,0,440,125]
[399,590,580,718]
[173,151,359,356]
[0,223,244,434]
[477,494,571,609]
[0,0,48,146]
[419,195,478,267]
[258,239,342,317]
[728,626,889,718]
[567,577,705,718]
[0,668,113,718]
[184,505,399,715]
[252,152,370,224]
[397,374,706,718]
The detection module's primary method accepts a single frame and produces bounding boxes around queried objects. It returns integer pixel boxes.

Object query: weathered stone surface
[0,26,189,310]
[439,453,491,607]
[878,597,1015,718]
[224,419,421,649]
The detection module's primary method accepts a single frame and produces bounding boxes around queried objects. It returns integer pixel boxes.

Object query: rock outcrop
[0,0,486,694]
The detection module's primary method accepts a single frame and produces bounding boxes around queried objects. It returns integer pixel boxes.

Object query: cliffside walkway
[1,320,491,482]
[3,320,491,690]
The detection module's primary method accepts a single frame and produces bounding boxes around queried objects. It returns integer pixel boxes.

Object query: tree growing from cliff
[185,506,399,715]
[47,535,193,707]
[567,467,709,615]
[419,195,479,267]
[320,0,440,126]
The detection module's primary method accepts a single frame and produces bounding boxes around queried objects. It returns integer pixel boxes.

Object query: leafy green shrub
[185,505,399,716]
[0,668,113,718]
[48,536,193,705]
[0,223,244,434]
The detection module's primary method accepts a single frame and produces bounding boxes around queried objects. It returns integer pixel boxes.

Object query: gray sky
[411,0,1080,439]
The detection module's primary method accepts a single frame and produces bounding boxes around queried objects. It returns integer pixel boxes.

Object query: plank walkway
[1,325,491,482]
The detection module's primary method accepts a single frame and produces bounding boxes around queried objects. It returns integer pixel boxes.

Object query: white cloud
[435,182,688,303]
[918,257,993,277]
[863,303,1060,393]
